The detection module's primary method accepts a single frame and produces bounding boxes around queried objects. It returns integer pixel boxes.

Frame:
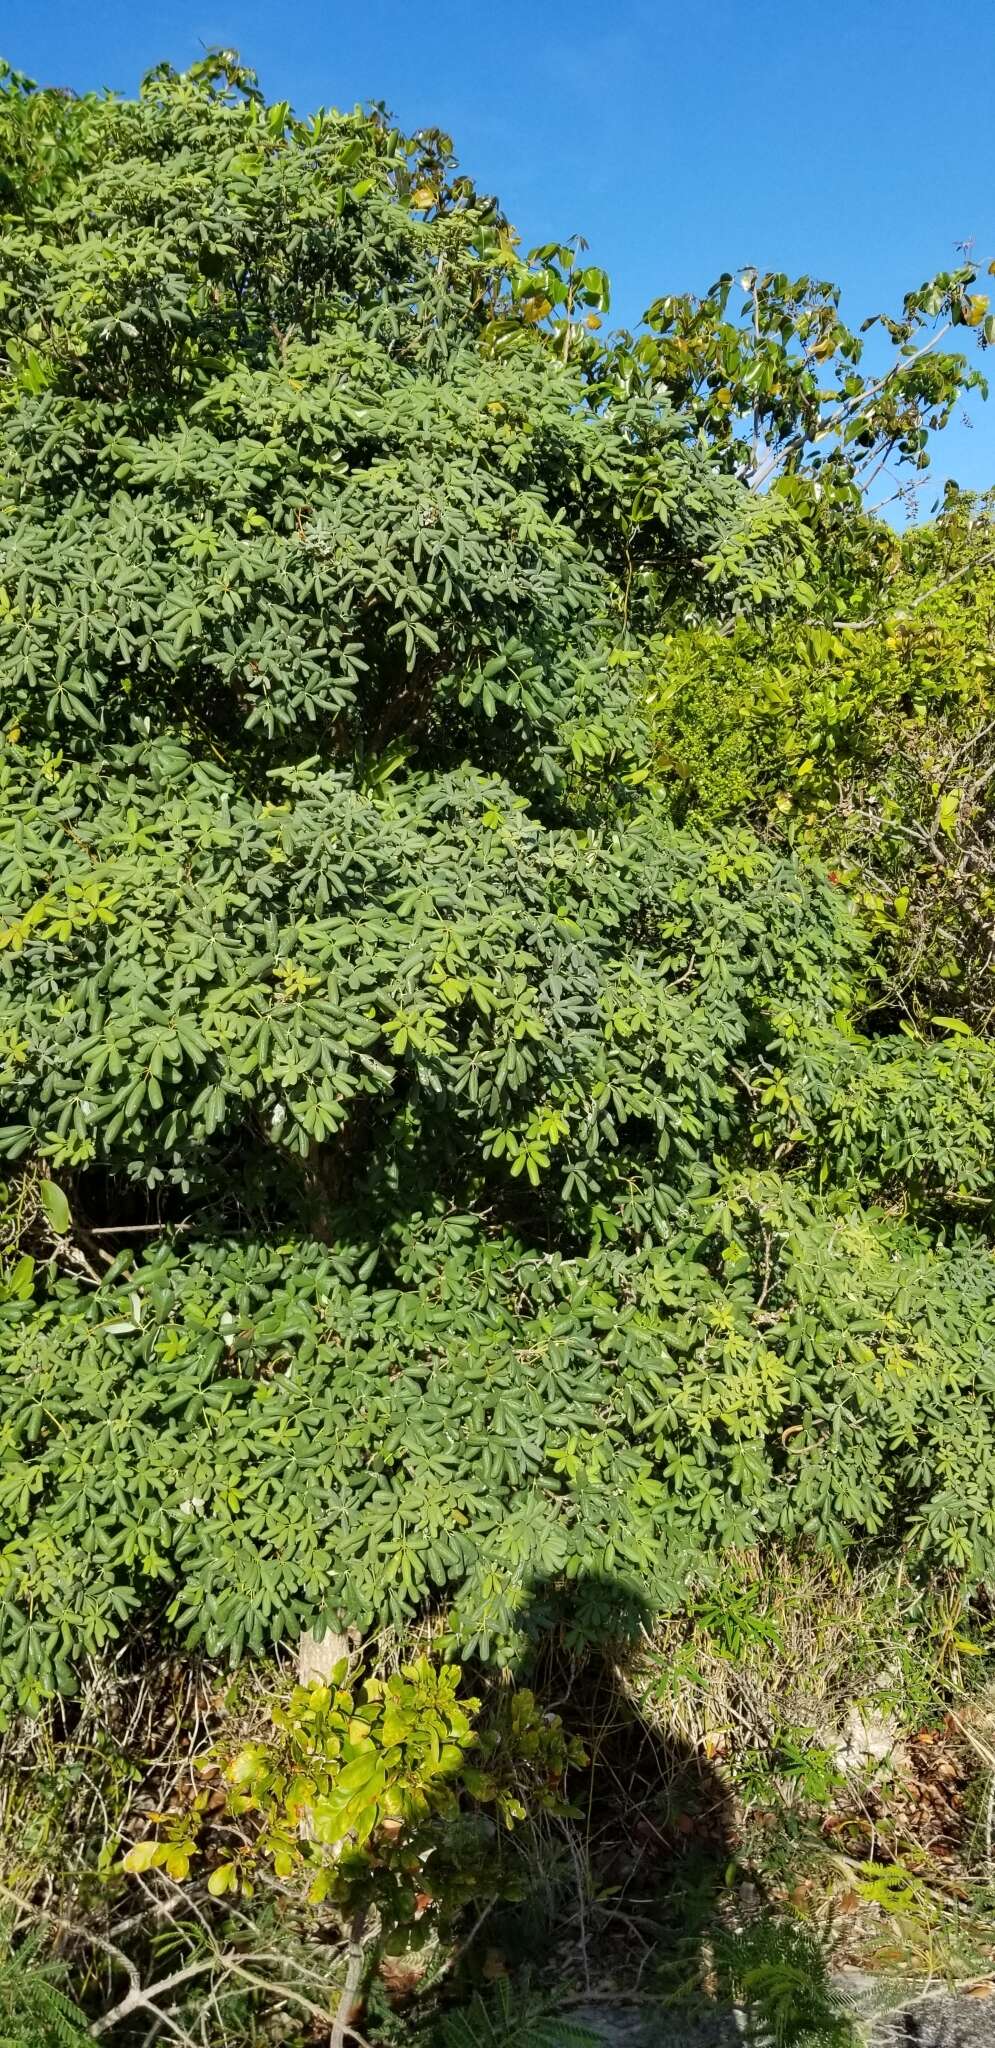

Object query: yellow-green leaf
[122,1839,160,1874]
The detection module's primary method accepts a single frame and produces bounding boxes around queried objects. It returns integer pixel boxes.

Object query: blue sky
[7,0,995,502]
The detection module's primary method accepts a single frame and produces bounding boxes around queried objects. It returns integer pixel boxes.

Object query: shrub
[122,1652,584,1933]
[4,1181,995,1706]
[644,493,995,1028]
[1,52,994,1727]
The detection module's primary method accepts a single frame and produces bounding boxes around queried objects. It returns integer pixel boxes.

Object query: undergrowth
[2,1554,992,2043]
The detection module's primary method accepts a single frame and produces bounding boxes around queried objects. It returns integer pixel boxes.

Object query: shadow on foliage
[439,1571,854,2048]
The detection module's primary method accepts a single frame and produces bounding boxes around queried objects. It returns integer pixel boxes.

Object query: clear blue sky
[7,0,995,501]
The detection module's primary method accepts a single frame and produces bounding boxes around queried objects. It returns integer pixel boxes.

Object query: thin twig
[90,1956,219,2038]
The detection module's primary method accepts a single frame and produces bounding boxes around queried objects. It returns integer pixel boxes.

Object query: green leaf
[38,1180,71,1236]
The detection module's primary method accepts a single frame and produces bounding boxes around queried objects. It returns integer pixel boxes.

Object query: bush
[4,1179,995,1706]
[645,492,995,1028]
[1,53,994,1726]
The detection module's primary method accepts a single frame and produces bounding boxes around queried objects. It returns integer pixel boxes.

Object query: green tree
[1,56,995,1720]
[602,263,992,522]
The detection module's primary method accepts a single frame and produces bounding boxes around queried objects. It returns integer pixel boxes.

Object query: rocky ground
[572,1984,995,2045]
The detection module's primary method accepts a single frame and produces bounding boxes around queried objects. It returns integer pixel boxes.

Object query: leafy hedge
[1,54,994,1713]
[0,748,855,1194]
[4,1181,995,1707]
[645,498,995,1028]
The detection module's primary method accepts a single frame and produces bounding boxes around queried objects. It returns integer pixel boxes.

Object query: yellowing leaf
[228,1744,265,1786]
[122,1839,161,1874]
[518,296,552,324]
[381,1704,411,1747]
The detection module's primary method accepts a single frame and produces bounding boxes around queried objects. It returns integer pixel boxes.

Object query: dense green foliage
[1,49,994,1747]
[6,1187,995,1706]
[0,755,854,1195]
[3,47,995,2048]
[0,54,793,779]
[648,495,995,1028]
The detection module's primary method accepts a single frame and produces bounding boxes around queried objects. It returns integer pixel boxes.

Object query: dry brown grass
[623,1551,979,1783]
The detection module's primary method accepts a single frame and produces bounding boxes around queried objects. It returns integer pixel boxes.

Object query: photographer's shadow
[473,1569,750,2046]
